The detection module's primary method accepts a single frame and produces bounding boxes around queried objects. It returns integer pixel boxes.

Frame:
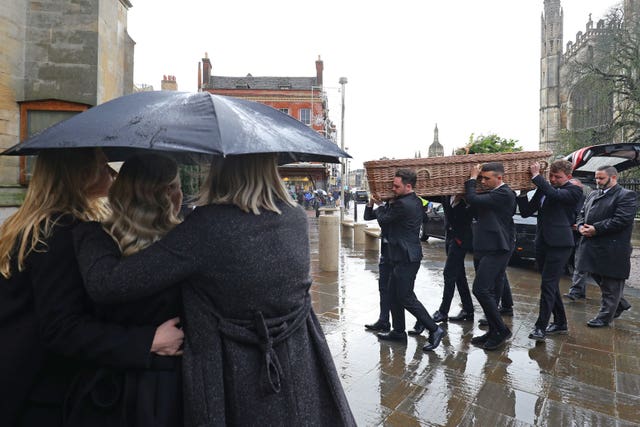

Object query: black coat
[370,192,423,263]
[516,175,583,247]
[0,215,155,427]
[575,185,637,279]
[442,197,474,251]
[73,203,356,427]
[464,180,516,252]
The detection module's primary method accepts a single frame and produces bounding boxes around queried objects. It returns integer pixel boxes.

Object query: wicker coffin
[364,151,553,199]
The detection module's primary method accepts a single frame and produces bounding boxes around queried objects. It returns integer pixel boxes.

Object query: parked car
[353,190,369,204]
[420,142,640,268]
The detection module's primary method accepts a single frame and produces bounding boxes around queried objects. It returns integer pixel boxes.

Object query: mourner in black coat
[372,169,446,352]
[465,162,516,350]
[0,150,182,427]
[576,165,636,327]
[433,195,475,322]
[517,160,583,341]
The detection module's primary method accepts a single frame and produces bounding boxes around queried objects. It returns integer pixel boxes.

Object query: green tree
[455,133,523,155]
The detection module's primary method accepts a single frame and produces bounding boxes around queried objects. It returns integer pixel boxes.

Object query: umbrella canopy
[1,91,350,164]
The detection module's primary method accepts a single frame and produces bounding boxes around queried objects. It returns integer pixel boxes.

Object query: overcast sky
[128,0,617,169]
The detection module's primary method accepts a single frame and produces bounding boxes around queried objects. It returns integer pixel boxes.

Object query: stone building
[198,54,337,191]
[540,0,640,152]
[0,0,135,206]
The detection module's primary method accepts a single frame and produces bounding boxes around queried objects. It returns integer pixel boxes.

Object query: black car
[421,142,640,266]
[353,190,369,204]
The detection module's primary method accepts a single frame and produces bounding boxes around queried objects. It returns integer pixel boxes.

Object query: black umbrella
[1,91,350,164]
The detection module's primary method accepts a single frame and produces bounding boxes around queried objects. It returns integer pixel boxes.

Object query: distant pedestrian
[465,162,516,350]
[517,160,583,341]
[371,169,445,352]
[576,165,636,327]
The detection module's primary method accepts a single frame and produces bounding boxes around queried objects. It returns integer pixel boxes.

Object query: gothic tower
[428,124,444,157]
[540,0,563,152]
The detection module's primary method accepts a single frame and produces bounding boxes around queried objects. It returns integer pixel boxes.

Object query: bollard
[353,223,366,245]
[364,228,381,252]
[319,214,340,271]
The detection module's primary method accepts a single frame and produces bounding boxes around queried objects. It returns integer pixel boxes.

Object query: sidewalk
[306,212,640,426]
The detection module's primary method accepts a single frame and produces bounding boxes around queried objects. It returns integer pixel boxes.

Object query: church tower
[540,0,564,152]
[428,124,444,157]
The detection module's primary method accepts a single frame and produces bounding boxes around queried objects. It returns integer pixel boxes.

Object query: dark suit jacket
[465,180,516,253]
[0,215,155,426]
[365,203,390,263]
[369,192,423,263]
[516,175,583,247]
[442,197,474,251]
[575,184,637,279]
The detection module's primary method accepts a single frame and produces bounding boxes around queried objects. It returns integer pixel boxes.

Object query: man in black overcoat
[576,165,636,327]
[431,195,475,322]
[372,169,446,352]
[465,162,516,350]
[516,160,583,341]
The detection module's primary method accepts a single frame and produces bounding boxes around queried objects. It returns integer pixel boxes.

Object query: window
[19,100,90,185]
[279,108,289,115]
[299,108,311,125]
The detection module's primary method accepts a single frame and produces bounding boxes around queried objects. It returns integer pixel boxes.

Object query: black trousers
[498,273,513,309]
[439,239,474,314]
[377,261,392,323]
[535,243,572,329]
[389,261,437,333]
[472,250,512,335]
[592,274,630,323]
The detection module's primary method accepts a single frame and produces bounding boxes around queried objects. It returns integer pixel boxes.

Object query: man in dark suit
[465,162,516,350]
[516,160,583,341]
[431,195,475,323]
[576,165,636,327]
[565,178,590,300]
[372,169,445,352]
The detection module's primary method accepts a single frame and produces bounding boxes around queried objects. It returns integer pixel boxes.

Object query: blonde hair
[0,148,109,278]
[197,153,296,214]
[104,153,181,256]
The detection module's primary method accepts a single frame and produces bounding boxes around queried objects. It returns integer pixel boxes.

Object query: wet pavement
[307,206,640,426]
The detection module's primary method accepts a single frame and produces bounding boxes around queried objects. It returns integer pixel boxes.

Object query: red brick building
[198,54,336,192]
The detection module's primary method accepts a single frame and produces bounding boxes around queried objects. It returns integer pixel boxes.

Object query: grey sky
[128,0,614,168]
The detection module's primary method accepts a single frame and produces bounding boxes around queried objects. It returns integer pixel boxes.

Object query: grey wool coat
[73,203,356,427]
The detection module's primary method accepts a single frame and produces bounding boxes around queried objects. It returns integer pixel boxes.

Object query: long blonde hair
[104,153,182,256]
[0,148,109,278]
[197,153,296,214]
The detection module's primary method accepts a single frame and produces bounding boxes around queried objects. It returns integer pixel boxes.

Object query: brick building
[198,54,337,192]
[0,0,135,208]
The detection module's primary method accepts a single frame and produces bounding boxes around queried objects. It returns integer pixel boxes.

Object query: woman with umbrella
[65,153,184,426]
[73,153,356,426]
[0,148,184,426]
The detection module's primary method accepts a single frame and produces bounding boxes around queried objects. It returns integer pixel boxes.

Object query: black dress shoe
[449,310,474,322]
[483,329,512,350]
[587,318,609,328]
[499,306,514,316]
[423,326,446,351]
[364,320,390,332]
[471,332,491,345]
[377,330,407,342]
[545,323,568,335]
[528,328,546,341]
[478,317,488,326]
[407,321,425,336]
[614,303,631,319]
[432,310,448,323]
[564,293,585,301]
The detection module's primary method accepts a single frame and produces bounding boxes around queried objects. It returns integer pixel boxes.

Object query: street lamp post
[339,77,348,221]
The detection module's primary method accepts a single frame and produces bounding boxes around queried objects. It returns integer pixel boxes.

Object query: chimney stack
[161,75,178,91]
[315,55,323,87]
[202,52,212,88]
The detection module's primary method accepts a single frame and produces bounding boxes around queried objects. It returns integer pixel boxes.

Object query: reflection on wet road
[308,207,640,426]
